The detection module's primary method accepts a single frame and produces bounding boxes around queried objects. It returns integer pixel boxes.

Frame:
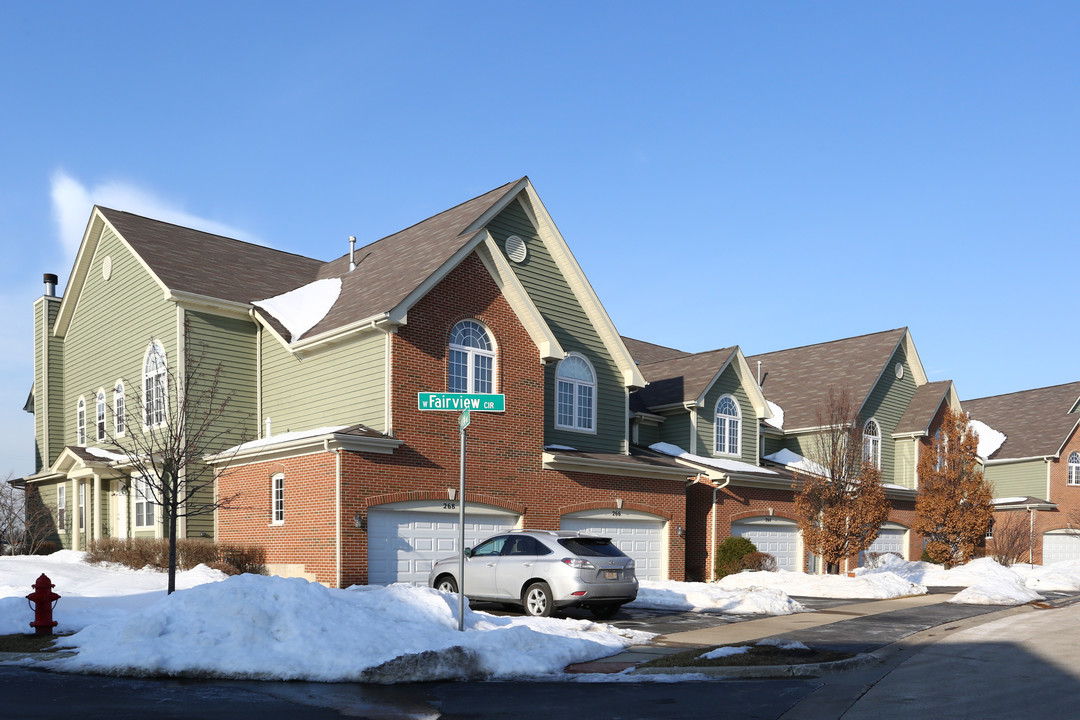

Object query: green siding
[696,363,758,464]
[260,329,386,433]
[487,198,625,453]
[985,460,1048,499]
[657,412,692,450]
[636,421,662,448]
[63,227,176,448]
[860,345,918,485]
[762,434,785,458]
[33,297,65,469]
[33,481,65,549]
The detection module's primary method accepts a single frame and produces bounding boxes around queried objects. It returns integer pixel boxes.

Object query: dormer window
[448,320,495,394]
[714,395,741,456]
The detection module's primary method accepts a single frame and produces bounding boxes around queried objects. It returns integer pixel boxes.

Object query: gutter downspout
[326,439,342,588]
[709,474,731,582]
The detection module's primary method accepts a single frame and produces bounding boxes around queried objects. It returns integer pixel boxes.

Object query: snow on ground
[629,580,805,614]
[859,555,1063,605]
[719,569,928,599]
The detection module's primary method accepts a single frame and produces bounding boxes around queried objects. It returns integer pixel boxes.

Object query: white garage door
[1043,531,1080,565]
[731,518,800,572]
[367,501,519,586]
[560,509,666,582]
[859,526,908,566]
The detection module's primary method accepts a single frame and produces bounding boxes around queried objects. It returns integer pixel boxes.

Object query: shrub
[217,544,267,575]
[715,536,758,579]
[34,542,58,556]
[741,551,777,572]
[86,538,266,575]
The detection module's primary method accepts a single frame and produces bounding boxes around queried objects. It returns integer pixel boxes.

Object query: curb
[629,652,875,678]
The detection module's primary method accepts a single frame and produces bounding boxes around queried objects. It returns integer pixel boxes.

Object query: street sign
[418,392,505,412]
[459,407,470,431]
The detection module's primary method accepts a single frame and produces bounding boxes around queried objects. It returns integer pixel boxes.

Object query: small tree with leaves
[793,388,890,573]
[107,339,245,593]
[913,407,993,568]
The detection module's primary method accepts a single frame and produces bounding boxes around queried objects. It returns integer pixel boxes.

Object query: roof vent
[43,273,58,297]
[505,235,527,263]
[348,236,357,271]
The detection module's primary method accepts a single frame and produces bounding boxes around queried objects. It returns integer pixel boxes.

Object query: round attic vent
[505,235,527,263]
[102,256,113,281]
[895,362,904,379]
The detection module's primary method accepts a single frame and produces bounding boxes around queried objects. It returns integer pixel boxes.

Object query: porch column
[73,479,82,551]
[93,473,102,541]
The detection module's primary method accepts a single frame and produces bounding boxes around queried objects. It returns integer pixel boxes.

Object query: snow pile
[648,442,778,475]
[719,569,927,599]
[969,419,1006,459]
[764,401,785,430]
[1013,561,1080,592]
[757,637,809,651]
[253,277,342,341]
[860,555,1046,606]
[51,575,649,681]
[700,646,749,660]
[762,448,828,476]
[629,580,805,615]
[0,551,227,634]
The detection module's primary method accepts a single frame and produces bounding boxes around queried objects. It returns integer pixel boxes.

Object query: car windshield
[557,538,626,557]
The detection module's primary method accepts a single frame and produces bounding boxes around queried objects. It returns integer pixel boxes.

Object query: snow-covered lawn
[718,568,927,600]
[630,580,805,614]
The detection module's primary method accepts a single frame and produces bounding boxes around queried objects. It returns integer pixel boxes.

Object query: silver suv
[427,529,638,619]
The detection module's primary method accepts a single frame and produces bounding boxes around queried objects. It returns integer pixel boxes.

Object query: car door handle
[486,562,497,567]
[522,562,532,567]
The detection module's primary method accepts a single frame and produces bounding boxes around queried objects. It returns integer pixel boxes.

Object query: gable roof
[894,380,957,436]
[633,347,739,409]
[964,382,1080,460]
[746,328,924,431]
[621,336,690,365]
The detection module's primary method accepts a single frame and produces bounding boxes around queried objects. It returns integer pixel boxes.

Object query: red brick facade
[217,253,686,586]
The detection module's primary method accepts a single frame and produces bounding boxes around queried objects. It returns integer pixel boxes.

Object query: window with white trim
[57,484,66,531]
[863,419,881,469]
[95,390,106,442]
[985,518,994,540]
[114,382,125,436]
[271,473,284,525]
[78,483,86,530]
[556,354,596,431]
[448,320,495,394]
[1069,452,1080,486]
[133,475,155,528]
[143,342,167,427]
[714,395,741,456]
[76,397,86,446]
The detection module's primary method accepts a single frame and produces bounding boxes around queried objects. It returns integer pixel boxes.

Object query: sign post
[417,393,503,632]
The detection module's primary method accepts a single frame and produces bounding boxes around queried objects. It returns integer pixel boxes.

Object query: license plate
[604,570,618,580]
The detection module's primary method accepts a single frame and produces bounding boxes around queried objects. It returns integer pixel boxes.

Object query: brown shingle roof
[964,382,1080,460]
[621,336,690,365]
[632,347,738,410]
[746,328,908,430]
[98,208,325,305]
[895,381,953,435]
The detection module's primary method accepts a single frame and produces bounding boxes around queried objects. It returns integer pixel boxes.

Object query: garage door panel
[1043,533,1080,565]
[560,516,665,582]
[731,520,799,572]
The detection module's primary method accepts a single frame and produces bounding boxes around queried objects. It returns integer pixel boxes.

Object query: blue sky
[2,2,1078,479]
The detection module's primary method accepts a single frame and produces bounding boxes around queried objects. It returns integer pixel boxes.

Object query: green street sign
[418,392,505,412]
[459,408,471,431]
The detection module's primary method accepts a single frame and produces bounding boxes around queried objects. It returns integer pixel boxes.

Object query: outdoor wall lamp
[353,513,366,530]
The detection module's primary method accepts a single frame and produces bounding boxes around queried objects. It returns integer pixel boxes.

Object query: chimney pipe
[349,236,357,271]
[43,273,58,298]
[757,361,762,386]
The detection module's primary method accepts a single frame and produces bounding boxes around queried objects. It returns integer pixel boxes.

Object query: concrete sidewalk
[565,592,1011,674]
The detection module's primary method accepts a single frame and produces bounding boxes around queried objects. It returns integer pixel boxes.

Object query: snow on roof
[649,442,777,475]
[224,426,349,455]
[969,418,1006,460]
[992,496,1029,505]
[764,400,784,430]
[544,445,578,452]
[762,448,827,476]
[253,277,342,341]
[84,446,128,463]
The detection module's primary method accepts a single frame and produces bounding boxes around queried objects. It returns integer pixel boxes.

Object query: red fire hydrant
[26,573,60,636]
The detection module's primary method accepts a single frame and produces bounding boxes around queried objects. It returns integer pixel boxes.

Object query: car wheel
[590,603,621,620]
[435,575,458,594]
[522,582,553,617]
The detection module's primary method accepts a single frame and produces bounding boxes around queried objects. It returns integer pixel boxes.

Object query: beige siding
[487,198,625,453]
[260,329,386,433]
[34,297,65,469]
[63,227,176,448]
[894,437,918,489]
[985,460,1048,499]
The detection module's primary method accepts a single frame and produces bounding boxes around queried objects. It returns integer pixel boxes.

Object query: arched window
[114,382,126,436]
[556,354,596,431]
[448,320,495,394]
[143,342,167,426]
[1069,452,1080,486]
[271,473,285,525]
[76,397,86,446]
[714,395,741,456]
[95,390,106,442]
[863,419,881,469]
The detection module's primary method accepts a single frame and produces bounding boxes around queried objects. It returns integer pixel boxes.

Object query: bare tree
[913,407,992,568]
[107,340,246,593]
[1,476,57,555]
[985,511,1029,566]
[793,388,890,573]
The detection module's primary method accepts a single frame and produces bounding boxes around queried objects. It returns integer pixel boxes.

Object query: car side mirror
[463,547,472,558]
